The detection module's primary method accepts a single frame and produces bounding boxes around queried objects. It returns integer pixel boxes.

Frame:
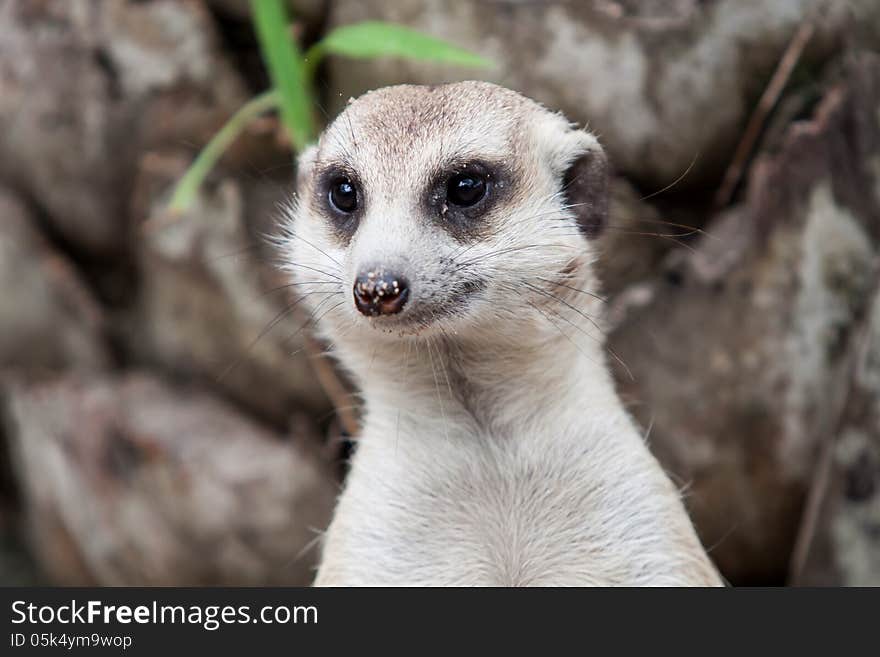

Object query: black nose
[353,270,409,316]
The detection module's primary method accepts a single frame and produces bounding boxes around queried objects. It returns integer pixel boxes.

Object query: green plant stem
[169,90,278,213]
[302,42,326,82]
[250,0,316,149]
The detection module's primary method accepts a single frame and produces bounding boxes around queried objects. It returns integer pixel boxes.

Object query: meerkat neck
[337,305,618,438]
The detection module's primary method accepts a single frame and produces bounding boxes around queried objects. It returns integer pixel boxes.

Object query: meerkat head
[282,81,607,349]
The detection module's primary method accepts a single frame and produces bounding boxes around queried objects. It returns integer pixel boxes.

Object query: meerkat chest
[315,425,705,586]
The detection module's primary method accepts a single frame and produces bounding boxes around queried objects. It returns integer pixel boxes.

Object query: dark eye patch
[313,164,364,242]
[426,160,510,240]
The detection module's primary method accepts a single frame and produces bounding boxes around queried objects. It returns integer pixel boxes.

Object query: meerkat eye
[328,176,358,213]
[446,172,488,207]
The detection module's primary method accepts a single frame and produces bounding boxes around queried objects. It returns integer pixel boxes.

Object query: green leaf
[309,21,492,70]
[250,0,316,149]
[169,91,278,214]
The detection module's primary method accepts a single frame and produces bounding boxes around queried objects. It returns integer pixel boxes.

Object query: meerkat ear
[559,130,609,238]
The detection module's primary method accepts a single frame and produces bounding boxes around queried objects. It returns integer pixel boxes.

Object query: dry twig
[304,335,360,437]
[714,20,814,209]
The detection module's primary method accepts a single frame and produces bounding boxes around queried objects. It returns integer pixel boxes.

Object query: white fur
[280,82,722,586]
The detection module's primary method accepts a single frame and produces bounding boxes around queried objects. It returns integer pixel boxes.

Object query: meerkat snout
[353,269,410,316]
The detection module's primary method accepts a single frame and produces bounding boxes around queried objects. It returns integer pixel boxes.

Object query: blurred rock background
[0,0,877,586]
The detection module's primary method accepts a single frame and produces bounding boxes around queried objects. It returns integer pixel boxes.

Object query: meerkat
[281,81,722,586]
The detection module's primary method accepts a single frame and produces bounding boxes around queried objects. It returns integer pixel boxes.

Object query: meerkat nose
[353,270,410,317]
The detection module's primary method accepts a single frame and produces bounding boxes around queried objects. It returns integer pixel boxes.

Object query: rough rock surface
[126,174,332,427]
[607,54,880,583]
[794,287,880,586]
[326,0,878,187]
[3,372,335,586]
[0,187,108,373]
[0,0,248,254]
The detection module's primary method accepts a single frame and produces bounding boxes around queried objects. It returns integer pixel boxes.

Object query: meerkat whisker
[256,280,343,301]
[426,334,451,445]
[523,279,634,380]
[534,276,607,303]
[282,229,345,268]
[218,289,331,382]
[283,293,346,351]
[455,242,579,268]
[281,261,344,282]
[520,281,604,330]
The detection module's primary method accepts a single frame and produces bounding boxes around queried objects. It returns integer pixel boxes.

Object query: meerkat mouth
[357,277,487,335]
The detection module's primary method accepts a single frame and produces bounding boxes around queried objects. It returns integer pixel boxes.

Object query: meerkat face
[282,81,607,344]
